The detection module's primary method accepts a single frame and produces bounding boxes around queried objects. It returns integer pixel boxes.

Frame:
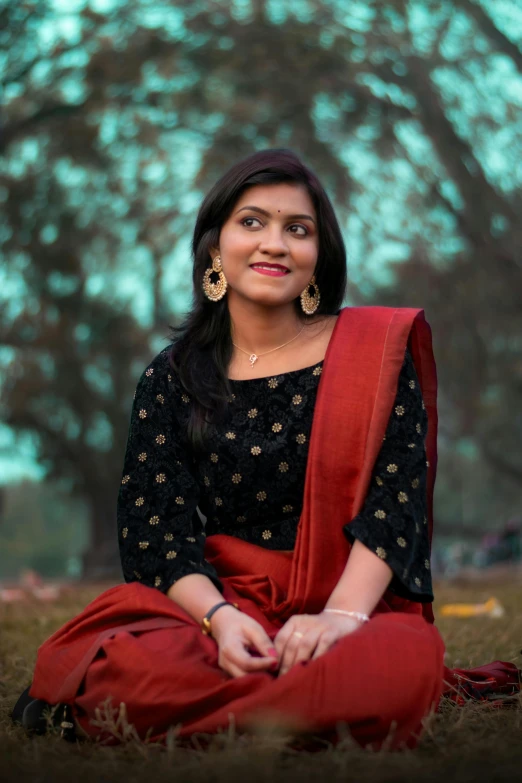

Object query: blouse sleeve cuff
[343,517,434,603]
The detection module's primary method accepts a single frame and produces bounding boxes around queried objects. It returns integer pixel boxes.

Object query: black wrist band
[201,600,239,636]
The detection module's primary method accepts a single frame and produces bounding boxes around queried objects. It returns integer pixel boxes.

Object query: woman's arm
[324,539,393,616]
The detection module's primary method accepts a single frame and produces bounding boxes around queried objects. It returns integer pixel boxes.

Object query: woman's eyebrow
[235,205,316,224]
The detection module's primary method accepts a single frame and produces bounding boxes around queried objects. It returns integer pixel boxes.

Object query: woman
[21,149,519,749]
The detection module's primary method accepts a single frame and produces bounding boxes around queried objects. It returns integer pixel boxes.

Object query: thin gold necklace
[232,325,305,368]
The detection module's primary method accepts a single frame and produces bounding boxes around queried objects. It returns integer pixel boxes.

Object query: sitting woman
[21,149,519,749]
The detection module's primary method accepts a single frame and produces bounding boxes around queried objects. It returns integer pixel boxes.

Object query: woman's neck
[228,300,306,355]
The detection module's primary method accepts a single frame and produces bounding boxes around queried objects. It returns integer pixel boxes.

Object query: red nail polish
[268,648,277,657]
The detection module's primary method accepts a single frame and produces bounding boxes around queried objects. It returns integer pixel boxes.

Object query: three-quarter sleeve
[343,347,433,602]
[117,348,223,594]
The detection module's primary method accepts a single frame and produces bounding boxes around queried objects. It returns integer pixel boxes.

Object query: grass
[1,580,521,782]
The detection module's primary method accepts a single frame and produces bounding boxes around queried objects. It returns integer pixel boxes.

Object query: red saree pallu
[30,307,520,749]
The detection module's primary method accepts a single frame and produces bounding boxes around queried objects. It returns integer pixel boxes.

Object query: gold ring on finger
[292,631,304,639]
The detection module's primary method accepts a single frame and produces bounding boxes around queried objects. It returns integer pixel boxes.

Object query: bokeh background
[1,0,521,583]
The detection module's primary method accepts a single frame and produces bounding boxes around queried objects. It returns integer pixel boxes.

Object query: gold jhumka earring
[300,274,320,315]
[202,255,228,302]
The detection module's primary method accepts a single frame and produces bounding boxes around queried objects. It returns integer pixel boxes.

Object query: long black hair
[169,148,347,454]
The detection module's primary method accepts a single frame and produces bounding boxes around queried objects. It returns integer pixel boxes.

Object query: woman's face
[211,183,319,309]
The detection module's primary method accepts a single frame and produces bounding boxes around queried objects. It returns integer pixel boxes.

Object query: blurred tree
[1,0,521,575]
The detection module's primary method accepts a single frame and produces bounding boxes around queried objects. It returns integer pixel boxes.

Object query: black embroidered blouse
[117,345,433,603]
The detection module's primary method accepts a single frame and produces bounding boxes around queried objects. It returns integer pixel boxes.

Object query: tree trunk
[81,493,122,581]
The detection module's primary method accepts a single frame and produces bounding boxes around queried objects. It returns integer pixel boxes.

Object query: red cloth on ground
[30,307,520,749]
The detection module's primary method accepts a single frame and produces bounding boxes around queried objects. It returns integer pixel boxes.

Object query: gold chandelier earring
[202,255,228,302]
[300,274,320,315]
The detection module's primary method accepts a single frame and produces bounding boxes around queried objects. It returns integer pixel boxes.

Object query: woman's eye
[240,218,308,236]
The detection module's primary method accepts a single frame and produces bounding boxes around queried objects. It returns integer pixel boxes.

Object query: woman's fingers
[220,640,277,676]
[279,630,318,675]
[311,632,337,661]
[247,627,278,662]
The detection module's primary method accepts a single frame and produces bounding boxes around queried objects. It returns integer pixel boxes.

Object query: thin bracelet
[323,609,370,624]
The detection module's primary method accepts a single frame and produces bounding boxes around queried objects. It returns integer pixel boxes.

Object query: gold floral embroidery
[149,515,159,525]
[165,533,174,541]
[398,491,408,503]
[257,490,267,501]
[156,473,166,483]
[395,405,405,416]
[203,476,210,487]
[416,423,421,434]
[374,510,386,520]
[414,577,421,587]
[387,464,398,474]
[283,504,294,513]
[210,453,218,463]
[232,473,242,484]
[424,559,430,570]
[133,571,142,579]
[376,547,387,559]
[422,401,425,410]
[139,409,147,419]
[237,515,246,523]
[248,408,258,418]
[411,478,420,488]
[397,537,407,548]
[139,541,149,549]
[375,476,383,486]
[215,497,223,506]
[251,446,262,456]
[296,433,306,445]
[122,527,128,538]
[138,452,147,462]
[408,443,416,449]
[166,550,177,559]
[292,394,303,405]
[145,368,154,377]
[175,496,184,505]
[156,434,166,445]
[135,497,144,507]
[186,536,196,542]
[121,474,130,485]
[181,394,190,403]
[262,530,272,540]
[225,431,236,440]
[168,373,172,382]
[423,515,428,525]
[279,462,289,472]
[154,576,162,587]
[312,366,322,376]
[268,379,278,389]
[272,422,283,433]
[156,394,164,404]
[409,380,416,389]
[426,460,430,467]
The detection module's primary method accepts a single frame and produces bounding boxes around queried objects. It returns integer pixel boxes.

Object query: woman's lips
[250,265,290,277]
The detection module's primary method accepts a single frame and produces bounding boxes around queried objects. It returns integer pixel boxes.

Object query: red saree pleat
[30,307,520,749]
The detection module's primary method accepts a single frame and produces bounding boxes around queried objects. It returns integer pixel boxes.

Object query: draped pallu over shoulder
[205,305,437,623]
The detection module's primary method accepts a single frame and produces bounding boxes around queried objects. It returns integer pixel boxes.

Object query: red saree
[30,307,519,749]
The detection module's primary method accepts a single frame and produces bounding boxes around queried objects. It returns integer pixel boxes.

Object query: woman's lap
[74,608,445,749]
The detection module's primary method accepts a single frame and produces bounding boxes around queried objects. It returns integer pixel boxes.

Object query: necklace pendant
[249,353,258,367]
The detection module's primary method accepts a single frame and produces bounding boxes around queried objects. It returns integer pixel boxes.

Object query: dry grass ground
[1,580,521,783]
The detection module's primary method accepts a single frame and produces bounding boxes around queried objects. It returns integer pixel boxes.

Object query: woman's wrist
[207,603,241,639]
[323,608,370,625]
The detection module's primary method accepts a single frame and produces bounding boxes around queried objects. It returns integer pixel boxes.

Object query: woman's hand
[274,611,362,676]
[210,605,278,679]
